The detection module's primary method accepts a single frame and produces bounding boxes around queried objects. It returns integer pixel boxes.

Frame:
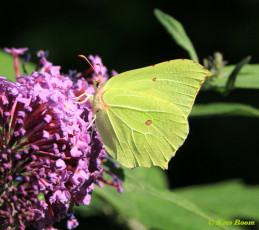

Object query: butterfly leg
[74,93,93,104]
[86,114,96,130]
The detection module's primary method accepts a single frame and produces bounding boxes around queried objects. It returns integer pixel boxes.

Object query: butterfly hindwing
[95,89,187,169]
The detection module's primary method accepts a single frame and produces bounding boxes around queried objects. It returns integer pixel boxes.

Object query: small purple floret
[67,217,79,230]
[4,47,28,55]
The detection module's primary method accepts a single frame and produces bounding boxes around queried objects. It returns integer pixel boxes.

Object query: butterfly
[79,57,211,169]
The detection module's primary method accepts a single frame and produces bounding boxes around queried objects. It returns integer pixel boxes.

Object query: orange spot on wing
[145,120,152,125]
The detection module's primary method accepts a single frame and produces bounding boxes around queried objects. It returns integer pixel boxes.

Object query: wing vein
[106,110,131,166]
[109,108,141,166]
[144,133,166,164]
[152,124,178,150]
[110,108,147,134]
[131,130,154,167]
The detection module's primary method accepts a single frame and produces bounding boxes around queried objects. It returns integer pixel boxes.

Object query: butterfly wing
[103,59,210,118]
[95,89,187,169]
[95,59,210,169]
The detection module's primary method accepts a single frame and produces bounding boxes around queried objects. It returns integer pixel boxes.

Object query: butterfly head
[78,54,104,91]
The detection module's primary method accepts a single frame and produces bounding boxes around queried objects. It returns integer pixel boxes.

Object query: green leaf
[224,56,251,95]
[154,9,199,62]
[0,50,35,82]
[129,167,169,190]
[95,167,233,230]
[191,103,259,117]
[207,64,259,90]
[74,194,105,217]
[75,167,168,227]
[176,180,259,222]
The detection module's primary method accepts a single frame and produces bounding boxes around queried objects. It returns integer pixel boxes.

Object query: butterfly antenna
[78,55,101,81]
[96,63,103,84]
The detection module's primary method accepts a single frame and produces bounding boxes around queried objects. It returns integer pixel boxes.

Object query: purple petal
[55,159,66,170]
[4,47,28,55]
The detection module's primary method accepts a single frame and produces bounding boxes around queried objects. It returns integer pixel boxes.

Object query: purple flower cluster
[0,48,122,229]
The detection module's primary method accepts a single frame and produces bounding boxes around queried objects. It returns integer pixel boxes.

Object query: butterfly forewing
[103,59,210,118]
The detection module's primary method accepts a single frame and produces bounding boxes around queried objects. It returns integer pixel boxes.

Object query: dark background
[3,0,259,228]
[2,0,259,74]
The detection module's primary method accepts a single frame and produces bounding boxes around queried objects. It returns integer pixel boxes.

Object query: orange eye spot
[145,120,152,125]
